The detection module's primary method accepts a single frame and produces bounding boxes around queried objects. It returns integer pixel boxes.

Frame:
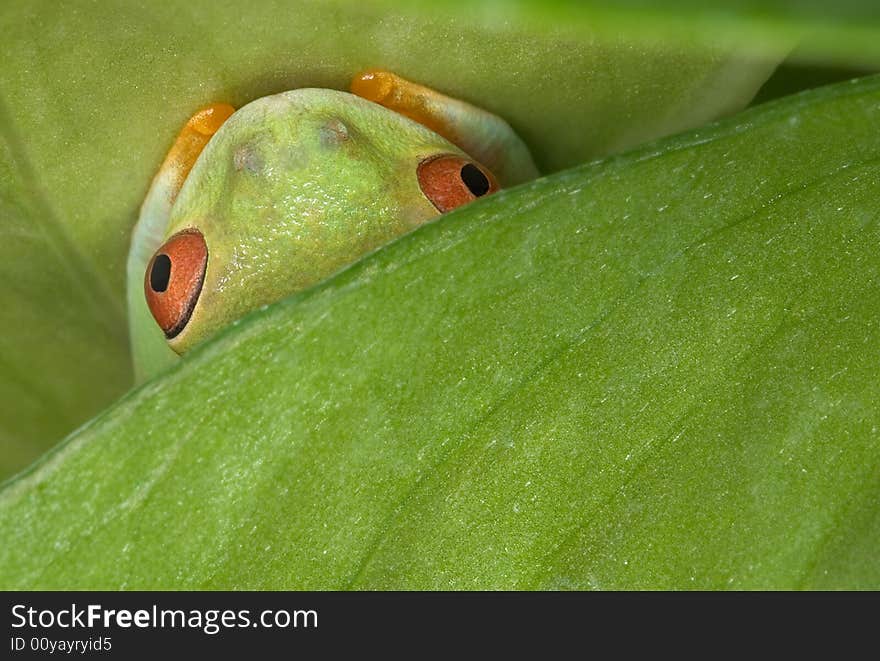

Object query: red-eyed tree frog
[127,70,538,380]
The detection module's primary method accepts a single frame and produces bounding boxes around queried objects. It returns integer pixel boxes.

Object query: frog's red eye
[417,154,499,213]
[144,229,208,339]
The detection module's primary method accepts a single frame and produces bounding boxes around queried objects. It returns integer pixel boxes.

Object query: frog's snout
[144,229,208,339]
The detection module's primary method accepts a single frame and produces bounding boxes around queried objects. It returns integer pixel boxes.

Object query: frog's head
[143,89,499,353]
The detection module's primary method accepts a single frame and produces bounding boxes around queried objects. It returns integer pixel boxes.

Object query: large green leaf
[0,0,782,478]
[3,74,879,589]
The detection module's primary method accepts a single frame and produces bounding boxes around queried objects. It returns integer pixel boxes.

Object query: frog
[127,69,538,380]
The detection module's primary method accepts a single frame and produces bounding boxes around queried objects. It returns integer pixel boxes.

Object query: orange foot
[160,103,236,204]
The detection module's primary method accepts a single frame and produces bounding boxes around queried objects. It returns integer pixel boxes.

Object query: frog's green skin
[128,86,537,380]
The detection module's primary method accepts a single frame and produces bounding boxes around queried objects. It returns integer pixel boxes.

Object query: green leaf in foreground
[0,0,781,477]
[3,76,880,589]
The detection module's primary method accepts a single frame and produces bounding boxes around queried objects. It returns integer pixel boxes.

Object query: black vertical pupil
[150,254,172,292]
[460,163,490,197]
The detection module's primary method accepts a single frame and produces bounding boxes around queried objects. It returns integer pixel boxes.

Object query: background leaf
[499,0,880,66]
[0,0,782,477]
[3,74,879,589]
[0,111,132,476]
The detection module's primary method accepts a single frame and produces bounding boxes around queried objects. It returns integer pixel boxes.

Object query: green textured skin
[161,90,475,353]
